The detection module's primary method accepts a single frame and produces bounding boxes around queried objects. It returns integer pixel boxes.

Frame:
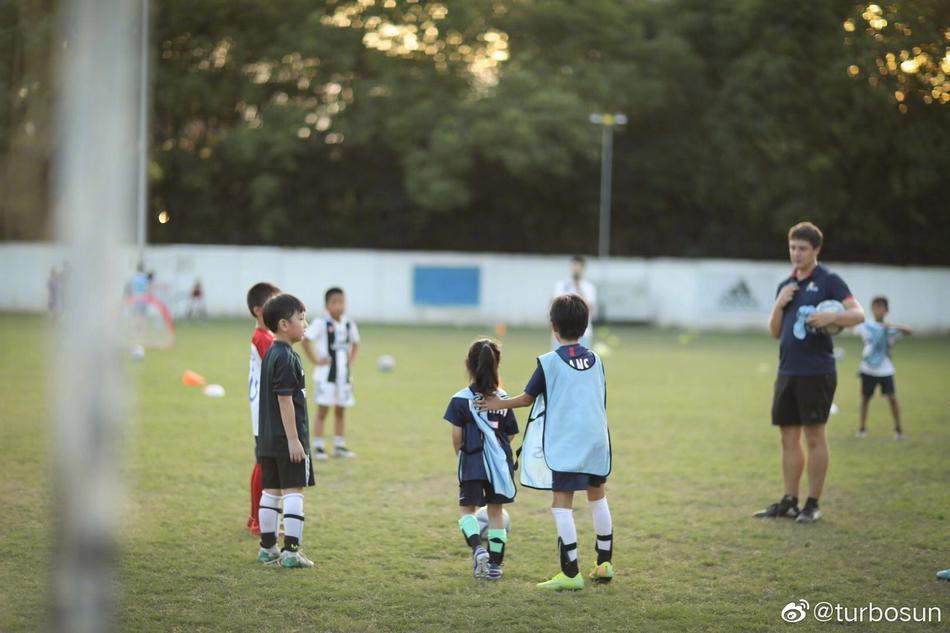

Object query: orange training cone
[182,369,206,386]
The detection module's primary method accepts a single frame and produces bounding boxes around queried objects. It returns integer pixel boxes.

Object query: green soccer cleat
[537,571,584,591]
[589,561,614,583]
[257,546,280,564]
[279,550,314,569]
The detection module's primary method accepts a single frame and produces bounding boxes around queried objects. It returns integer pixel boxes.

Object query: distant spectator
[188,279,208,321]
[552,255,597,349]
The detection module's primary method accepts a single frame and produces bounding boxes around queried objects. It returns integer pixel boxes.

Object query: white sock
[334,435,346,448]
[258,492,281,538]
[551,507,578,561]
[589,497,613,551]
[282,492,305,544]
[313,437,325,450]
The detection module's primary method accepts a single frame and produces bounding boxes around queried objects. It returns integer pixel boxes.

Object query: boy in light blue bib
[478,294,613,591]
[855,296,912,439]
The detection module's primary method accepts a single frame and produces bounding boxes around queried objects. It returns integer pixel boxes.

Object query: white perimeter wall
[3,242,950,333]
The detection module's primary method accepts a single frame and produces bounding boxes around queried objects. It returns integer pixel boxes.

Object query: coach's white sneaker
[313,446,329,461]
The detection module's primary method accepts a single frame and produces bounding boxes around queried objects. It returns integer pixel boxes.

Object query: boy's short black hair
[263,293,306,333]
[871,295,889,310]
[550,294,590,341]
[571,255,586,266]
[325,287,344,304]
[247,282,281,316]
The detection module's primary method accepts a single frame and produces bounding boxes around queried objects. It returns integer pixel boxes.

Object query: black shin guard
[558,538,579,578]
[259,533,277,549]
[595,533,613,564]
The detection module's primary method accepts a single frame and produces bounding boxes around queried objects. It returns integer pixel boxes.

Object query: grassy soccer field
[1,314,948,632]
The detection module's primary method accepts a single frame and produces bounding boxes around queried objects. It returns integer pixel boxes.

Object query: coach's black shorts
[552,471,607,492]
[860,372,895,397]
[260,451,315,489]
[459,480,514,506]
[772,373,837,426]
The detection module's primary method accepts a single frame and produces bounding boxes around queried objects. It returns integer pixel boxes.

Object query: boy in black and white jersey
[302,287,360,459]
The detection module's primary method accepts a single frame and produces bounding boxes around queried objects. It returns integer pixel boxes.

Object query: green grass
[1,314,948,632]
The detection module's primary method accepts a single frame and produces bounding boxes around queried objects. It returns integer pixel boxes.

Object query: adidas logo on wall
[718,279,759,310]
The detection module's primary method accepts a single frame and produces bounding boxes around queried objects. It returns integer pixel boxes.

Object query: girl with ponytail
[442,338,518,580]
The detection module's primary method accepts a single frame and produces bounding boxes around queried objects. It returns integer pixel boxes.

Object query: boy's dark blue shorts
[860,372,895,397]
[552,471,607,491]
[459,480,514,506]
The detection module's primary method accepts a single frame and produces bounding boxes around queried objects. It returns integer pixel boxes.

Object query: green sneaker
[257,546,280,564]
[279,549,314,569]
[589,561,614,582]
[537,571,584,591]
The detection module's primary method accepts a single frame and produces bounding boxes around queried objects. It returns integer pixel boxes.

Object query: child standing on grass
[444,338,518,580]
[256,293,316,568]
[246,282,281,535]
[855,295,912,439]
[302,287,360,459]
[478,294,613,591]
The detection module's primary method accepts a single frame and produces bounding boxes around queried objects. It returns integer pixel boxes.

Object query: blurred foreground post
[51,0,141,630]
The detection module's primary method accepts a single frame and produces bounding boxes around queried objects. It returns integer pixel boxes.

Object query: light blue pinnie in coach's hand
[793,305,816,340]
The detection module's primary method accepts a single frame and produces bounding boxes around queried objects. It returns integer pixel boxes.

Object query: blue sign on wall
[413,266,480,306]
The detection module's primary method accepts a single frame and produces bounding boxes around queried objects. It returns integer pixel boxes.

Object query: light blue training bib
[862,320,898,368]
[536,351,611,477]
[452,388,516,500]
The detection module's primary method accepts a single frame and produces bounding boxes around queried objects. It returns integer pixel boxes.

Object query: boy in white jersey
[302,287,360,459]
[246,282,280,534]
[855,296,912,439]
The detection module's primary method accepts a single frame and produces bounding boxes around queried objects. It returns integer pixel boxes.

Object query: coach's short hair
[550,293,590,341]
[246,282,281,316]
[263,293,306,333]
[788,222,823,249]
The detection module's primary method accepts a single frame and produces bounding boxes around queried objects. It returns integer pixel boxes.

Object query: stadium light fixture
[590,112,626,258]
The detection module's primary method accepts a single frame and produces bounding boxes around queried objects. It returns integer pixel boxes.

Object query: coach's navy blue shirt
[777,264,852,376]
[525,344,598,396]
[444,386,518,482]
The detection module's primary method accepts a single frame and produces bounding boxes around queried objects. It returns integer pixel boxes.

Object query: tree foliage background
[2,0,949,264]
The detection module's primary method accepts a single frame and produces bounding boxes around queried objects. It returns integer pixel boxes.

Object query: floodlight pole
[589,113,626,259]
[136,0,150,264]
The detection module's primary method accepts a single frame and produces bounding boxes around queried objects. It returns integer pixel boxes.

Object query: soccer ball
[130,344,146,361]
[475,506,511,539]
[377,355,395,372]
[812,299,845,336]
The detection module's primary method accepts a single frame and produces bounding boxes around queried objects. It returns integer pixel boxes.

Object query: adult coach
[755,222,864,524]
[552,256,597,349]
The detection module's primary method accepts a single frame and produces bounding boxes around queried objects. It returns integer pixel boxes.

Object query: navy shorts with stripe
[260,452,315,489]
